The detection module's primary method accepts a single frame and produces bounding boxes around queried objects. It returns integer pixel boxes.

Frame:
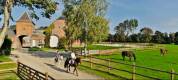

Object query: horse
[160,48,168,56]
[54,54,64,66]
[122,51,136,61]
[64,57,81,76]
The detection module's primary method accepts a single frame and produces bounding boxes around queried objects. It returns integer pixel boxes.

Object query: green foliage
[152,31,172,44]
[140,27,153,43]
[0,37,12,55]
[58,37,68,49]
[114,19,138,42]
[129,34,140,42]
[43,23,55,47]
[0,0,58,20]
[174,32,178,45]
[62,0,109,49]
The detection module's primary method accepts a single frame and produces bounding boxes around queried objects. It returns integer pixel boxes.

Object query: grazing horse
[122,51,136,61]
[160,48,168,56]
[64,57,81,76]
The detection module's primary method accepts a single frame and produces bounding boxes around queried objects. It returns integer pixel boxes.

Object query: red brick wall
[16,21,34,37]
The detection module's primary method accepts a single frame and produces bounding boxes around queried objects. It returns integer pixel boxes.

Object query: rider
[69,52,76,64]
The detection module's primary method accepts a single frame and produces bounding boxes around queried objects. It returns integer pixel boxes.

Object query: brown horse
[160,48,168,56]
[122,51,136,61]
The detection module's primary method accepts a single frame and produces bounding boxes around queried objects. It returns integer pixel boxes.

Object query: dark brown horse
[64,57,81,76]
[122,51,136,61]
[160,48,168,56]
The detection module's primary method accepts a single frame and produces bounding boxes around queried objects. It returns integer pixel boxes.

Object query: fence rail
[17,61,55,80]
[82,55,178,80]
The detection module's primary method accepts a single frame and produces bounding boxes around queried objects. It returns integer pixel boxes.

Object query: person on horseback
[69,52,76,64]
[54,50,63,65]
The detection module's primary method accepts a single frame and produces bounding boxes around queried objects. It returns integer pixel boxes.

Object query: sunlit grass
[79,44,178,79]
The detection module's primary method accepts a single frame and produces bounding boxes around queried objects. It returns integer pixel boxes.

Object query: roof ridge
[17,12,32,22]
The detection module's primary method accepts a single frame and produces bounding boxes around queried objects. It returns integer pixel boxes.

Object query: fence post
[171,68,175,80]
[17,59,20,75]
[108,59,110,73]
[132,62,136,80]
[45,72,48,80]
[99,50,101,56]
[90,55,92,69]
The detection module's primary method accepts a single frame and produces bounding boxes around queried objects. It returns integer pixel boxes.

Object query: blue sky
[1,0,178,34]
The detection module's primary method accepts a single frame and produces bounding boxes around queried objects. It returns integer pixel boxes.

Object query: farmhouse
[7,12,45,49]
[7,12,81,49]
[49,17,81,48]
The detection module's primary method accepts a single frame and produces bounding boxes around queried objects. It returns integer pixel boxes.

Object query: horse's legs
[66,66,69,72]
[76,67,78,76]
[73,66,76,74]
[129,57,131,61]
[69,65,71,72]
[122,56,125,61]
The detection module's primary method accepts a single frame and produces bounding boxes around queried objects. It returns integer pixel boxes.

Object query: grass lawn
[79,44,178,79]
[0,55,13,62]
[73,44,124,50]
[0,55,19,80]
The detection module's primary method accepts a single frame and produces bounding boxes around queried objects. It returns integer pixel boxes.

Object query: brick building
[14,12,45,48]
[49,17,81,48]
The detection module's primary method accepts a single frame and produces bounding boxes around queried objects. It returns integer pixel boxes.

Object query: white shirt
[71,52,76,59]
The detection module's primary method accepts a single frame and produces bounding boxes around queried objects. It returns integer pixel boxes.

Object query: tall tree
[140,27,153,43]
[169,33,175,43]
[152,31,163,43]
[175,32,178,45]
[43,23,55,47]
[0,0,58,48]
[114,19,138,42]
[62,0,109,52]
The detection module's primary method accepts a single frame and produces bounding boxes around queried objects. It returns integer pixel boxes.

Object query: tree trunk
[0,2,10,48]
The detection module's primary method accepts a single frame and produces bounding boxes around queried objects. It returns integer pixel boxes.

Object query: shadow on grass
[80,65,129,80]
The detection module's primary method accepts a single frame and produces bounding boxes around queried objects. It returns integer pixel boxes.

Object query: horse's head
[75,57,81,64]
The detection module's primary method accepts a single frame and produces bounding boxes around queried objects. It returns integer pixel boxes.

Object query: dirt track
[11,50,103,79]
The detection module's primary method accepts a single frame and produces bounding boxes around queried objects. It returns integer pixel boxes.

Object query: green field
[0,56,19,80]
[79,44,178,79]
[73,44,123,50]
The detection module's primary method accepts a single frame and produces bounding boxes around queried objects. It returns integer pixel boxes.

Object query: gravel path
[11,50,103,80]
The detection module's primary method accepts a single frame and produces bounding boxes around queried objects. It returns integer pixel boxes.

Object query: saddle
[69,59,75,64]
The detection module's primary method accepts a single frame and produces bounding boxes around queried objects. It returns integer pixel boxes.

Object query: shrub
[0,37,12,55]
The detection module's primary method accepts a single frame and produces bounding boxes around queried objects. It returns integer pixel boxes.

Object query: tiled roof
[17,12,32,22]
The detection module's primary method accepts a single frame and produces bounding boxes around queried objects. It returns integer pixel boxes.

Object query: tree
[175,32,178,45]
[152,31,164,43]
[129,34,140,42]
[140,27,153,43]
[62,0,109,52]
[0,0,58,48]
[169,33,175,43]
[114,19,138,42]
[163,33,171,44]
[43,23,55,47]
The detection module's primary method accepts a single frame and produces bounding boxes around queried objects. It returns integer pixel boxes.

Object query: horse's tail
[133,53,136,61]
